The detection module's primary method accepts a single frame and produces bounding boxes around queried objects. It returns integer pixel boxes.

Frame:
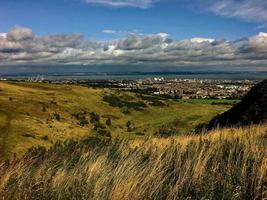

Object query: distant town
[82,77,255,100]
[0,75,256,99]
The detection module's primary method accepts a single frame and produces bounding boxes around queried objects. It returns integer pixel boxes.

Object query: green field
[0,81,235,159]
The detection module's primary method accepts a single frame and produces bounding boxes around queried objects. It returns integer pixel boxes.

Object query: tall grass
[0,124,266,200]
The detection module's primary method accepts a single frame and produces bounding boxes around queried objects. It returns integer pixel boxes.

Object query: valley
[0,81,234,159]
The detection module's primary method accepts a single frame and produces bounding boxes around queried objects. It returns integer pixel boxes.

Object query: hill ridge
[207,78,267,129]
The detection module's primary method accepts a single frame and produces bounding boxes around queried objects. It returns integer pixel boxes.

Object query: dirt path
[0,110,11,159]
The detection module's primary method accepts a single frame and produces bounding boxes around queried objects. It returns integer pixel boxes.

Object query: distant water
[1,71,267,80]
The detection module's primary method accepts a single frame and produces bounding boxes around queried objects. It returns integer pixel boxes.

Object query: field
[0,81,235,159]
[0,124,266,199]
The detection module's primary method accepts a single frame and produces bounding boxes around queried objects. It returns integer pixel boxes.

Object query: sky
[0,0,267,73]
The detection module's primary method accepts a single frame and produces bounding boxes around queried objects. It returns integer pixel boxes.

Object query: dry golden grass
[0,124,266,199]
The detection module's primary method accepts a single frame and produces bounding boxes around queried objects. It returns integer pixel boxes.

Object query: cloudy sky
[0,0,267,72]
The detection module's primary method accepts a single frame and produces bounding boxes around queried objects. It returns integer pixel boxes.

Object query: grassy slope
[0,81,232,159]
[0,124,266,200]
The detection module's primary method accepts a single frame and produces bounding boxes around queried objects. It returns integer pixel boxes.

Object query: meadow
[0,124,266,199]
[0,81,234,159]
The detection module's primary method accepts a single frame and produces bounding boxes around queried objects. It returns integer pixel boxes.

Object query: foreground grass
[0,124,266,200]
[0,81,231,159]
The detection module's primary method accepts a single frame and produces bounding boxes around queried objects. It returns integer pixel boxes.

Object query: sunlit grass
[0,124,266,199]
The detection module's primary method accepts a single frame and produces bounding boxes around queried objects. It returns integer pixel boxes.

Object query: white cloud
[156,33,170,38]
[249,32,267,52]
[103,29,117,34]
[0,26,267,69]
[190,37,215,43]
[103,29,149,37]
[208,0,267,22]
[0,33,7,38]
[6,26,34,41]
[85,0,156,8]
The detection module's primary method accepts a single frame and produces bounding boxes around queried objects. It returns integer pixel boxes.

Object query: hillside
[0,81,232,159]
[0,124,266,200]
[207,78,267,129]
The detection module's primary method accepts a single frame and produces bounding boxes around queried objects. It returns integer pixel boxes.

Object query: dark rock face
[207,79,267,129]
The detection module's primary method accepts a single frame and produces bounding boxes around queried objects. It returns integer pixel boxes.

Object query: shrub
[72,112,89,126]
[106,118,112,126]
[103,95,124,108]
[79,118,89,126]
[103,94,147,111]
[127,126,134,132]
[53,113,61,121]
[93,122,106,130]
[126,121,131,127]
[42,135,49,140]
[90,112,100,123]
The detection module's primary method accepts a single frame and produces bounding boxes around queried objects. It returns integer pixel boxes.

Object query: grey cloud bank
[0,26,267,70]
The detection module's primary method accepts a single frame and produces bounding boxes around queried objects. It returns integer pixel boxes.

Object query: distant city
[0,73,258,100]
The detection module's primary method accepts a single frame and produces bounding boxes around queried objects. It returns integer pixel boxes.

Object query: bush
[126,121,131,127]
[93,122,106,130]
[79,118,89,126]
[103,94,147,111]
[53,113,61,121]
[127,126,134,132]
[90,112,100,123]
[106,118,112,126]
[103,95,124,108]
[72,112,89,126]
[42,135,49,140]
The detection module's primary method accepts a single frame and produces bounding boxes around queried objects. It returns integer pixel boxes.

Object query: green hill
[0,81,233,159]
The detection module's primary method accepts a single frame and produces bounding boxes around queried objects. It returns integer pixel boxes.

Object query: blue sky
[0,0,265,40]
[0,0,267,71]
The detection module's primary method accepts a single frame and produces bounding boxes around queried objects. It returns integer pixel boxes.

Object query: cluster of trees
[137,94,167,106]
[72,112,89,126]
[103,94,147,111]
[90,112,111,137]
